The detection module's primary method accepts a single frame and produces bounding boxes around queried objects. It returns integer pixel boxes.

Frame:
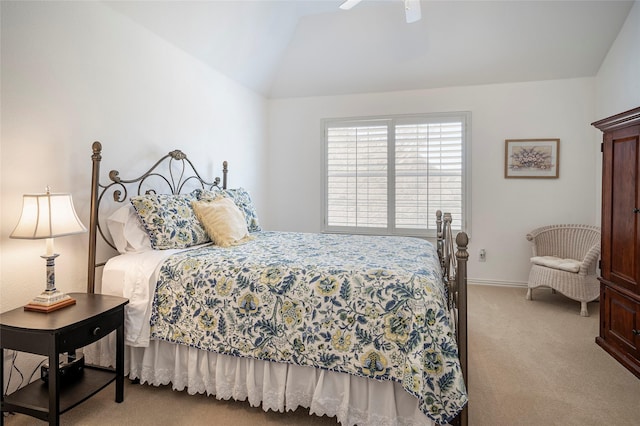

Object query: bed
[85,142,470,426]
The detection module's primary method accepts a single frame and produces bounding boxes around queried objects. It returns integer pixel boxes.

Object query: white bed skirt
[85,337,440,426]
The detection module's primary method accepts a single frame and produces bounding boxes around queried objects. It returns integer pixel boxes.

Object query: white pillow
[191,198,251,247]
[106,204,152,254]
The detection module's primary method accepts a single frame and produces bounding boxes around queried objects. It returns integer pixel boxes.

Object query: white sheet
[102,248,181,346]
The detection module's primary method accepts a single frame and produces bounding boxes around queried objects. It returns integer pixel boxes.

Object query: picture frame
[504,138,559,179]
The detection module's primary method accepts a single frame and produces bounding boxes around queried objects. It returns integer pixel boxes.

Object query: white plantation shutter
[324,113,469,236]
[395,120,463,231]
[326,124,388,228]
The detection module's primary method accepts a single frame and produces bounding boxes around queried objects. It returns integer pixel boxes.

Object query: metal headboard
[87,141,228,293]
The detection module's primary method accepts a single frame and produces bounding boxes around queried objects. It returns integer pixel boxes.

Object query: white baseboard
[467,278,528,288]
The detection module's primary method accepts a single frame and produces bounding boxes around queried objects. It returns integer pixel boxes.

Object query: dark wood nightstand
[0,293,128,425]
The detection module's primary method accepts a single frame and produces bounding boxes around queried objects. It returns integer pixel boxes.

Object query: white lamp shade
[10,192,87,239]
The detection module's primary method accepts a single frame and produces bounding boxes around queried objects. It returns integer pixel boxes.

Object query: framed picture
[504,138,559,179]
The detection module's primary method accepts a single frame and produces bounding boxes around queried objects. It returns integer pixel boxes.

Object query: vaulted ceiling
[105,0,635,99]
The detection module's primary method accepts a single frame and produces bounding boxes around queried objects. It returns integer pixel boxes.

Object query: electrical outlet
[479,249,486,262]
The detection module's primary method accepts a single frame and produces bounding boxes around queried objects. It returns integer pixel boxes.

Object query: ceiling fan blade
[340,0,364,10]
[404,0,422,23]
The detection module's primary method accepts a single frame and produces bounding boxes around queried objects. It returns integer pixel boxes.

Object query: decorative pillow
[130,191,210,250]
[191,198,251,247]
[106,204,152,254]
[200,187,261,232]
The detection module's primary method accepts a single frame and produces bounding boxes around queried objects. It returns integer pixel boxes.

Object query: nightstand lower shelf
[3,366,116,421]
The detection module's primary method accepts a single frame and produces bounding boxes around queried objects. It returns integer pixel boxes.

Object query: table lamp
[10,187,87,312]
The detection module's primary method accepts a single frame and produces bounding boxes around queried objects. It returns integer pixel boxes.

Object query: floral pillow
[200,187,261,232]
[130,191,210,250]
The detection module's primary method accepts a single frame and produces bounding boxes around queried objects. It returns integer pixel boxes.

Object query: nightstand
[0,293,128,425]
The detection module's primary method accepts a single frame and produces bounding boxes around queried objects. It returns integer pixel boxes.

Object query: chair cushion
[530,256,581,273]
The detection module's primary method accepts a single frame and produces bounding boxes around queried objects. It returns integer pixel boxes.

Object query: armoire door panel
[603,287,639,358]
[606,133,639,292]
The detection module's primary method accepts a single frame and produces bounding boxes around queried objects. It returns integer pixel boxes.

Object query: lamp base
[24,291,76,313]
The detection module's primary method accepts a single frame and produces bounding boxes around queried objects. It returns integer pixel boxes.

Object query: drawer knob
[634,208,640,214]
[92,327,101,336]
[633,329,640,336]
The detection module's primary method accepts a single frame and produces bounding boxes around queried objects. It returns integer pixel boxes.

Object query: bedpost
[87,141,102,294]
[222,160,228,190]
[455,231,469,426]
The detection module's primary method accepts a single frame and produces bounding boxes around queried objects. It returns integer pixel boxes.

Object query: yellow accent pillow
[191,198,251,247]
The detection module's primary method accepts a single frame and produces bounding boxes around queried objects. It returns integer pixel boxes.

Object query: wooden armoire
[592,106,640,379]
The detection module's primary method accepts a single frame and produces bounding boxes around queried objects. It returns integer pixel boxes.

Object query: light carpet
[4,285,639,425]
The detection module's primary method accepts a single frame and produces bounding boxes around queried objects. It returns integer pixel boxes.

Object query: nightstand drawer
[59,308,122,352]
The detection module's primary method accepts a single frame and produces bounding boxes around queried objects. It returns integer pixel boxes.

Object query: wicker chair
[525,224,601,316]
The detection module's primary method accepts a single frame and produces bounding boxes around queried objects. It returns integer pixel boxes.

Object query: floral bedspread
[150,231,467,424]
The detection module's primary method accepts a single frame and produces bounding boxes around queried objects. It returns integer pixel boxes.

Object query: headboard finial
[169,149,186,160]
[92,141,102,158]
[223,160,228,189]
[455,232,469,258]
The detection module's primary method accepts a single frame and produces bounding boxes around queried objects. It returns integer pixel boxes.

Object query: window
[323,112,470,237]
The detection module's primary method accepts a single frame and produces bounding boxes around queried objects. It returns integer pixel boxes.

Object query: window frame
[321,112,471,238]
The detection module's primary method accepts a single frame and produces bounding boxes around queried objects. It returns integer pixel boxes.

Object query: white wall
[267,78,598,286]
[0,1,268,313]
[592,0,640,226]
[595,0,640,118]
